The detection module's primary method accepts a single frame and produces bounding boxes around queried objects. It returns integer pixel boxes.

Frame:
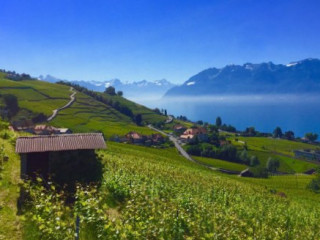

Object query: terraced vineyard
[22,142,320,239]
[0,75,158,137]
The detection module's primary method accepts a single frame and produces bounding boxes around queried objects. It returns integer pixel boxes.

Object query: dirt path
[47,87,76,122]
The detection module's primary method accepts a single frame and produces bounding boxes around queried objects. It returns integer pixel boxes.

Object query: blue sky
[0,0,319,83]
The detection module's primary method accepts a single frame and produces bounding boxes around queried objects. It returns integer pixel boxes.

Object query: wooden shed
[16,133,106,180]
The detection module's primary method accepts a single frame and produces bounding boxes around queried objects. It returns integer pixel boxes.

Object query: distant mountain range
[38,75,175,100]
[164,58,320,97]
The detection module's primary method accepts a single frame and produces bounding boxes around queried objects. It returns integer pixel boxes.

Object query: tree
[245,127,256,136]
[305,132,318,142]
[135,114,142,126]
[215,116,222,127]
[249,155,260,167]
[273,127,283,138]
[266,157,280,173]
[3,94,19,117]
[284,130,295,140]
[104,86,116,95]
[164,109,167,116]
[307,167,320,193]
[117,91,123,96]
[250,166,268,178]
[239,150,249,165]
[196,120,203,125]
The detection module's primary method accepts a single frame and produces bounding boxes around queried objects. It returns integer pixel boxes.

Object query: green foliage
[215,116,222,127]
[249,155,260,167]
[3,94,19,118]
[266,157,280,173]
[104,86,116,96]
[307,167,320,193]
[250,165,269,178]
[23,181,75,240]
[305,132,318,142]
[273,126,283,138]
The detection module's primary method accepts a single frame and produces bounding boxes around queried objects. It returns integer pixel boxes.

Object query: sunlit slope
[0,73,70,116]
[51,91,155,137]
[85,142,320,239]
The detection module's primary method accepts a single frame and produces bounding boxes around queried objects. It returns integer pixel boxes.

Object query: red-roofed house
[180,127,208,142]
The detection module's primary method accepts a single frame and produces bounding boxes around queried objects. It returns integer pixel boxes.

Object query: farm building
[15,133,106,183]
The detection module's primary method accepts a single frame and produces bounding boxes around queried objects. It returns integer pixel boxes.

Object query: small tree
[3,94,19,117]
[239,150,249,165]
[117,91,123,96]
[216,116,222,127]
[284,130,295,140]
[273,127,283,138]
[250,155,260,167]
[305,132,318,142]
[266,157,280,173]
[104,86,116,96]
[135,114,142,126]
[245,127,256,136]
[307,168,320,193]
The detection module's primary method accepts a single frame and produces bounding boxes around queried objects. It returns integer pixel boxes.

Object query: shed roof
[16,133,106,153]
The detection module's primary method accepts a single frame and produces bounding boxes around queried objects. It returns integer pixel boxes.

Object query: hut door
[26,152,49,179]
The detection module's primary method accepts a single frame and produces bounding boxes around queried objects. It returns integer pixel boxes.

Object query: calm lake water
[133,95,320,137]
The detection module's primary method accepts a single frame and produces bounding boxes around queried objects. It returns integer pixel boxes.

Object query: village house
[15,133,106,181]
[173,124,187,133]
[34,125,72,135]
[151,133,165,144]
[180,127,208,143]
[125,131,145,144]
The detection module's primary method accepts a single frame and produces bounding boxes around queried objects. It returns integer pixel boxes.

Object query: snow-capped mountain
[38,75,175,100]
[164,58,320,97]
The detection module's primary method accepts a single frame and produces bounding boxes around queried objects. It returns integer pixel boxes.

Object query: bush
[250,166,269,178]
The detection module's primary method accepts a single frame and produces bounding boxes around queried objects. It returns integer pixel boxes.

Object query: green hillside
[0,75,161,137]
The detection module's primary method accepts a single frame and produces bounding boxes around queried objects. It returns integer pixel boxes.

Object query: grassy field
[193,155,247,172]
[248,150,318,173]
[0,129,22,240]
[228,136,320,156]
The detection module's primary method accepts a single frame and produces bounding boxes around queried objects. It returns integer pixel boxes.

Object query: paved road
[165,115,173,124]
[148,124,218,169]
[47,87,76,122]
[148,124,243,175]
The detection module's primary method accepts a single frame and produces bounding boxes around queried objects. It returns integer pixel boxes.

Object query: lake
[132,95,320,137]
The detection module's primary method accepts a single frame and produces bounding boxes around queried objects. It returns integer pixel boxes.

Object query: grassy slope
[193,155,247,172]
[0,131,22,240]
[97,93,167,124]
[0,76,156,137]
[228,135,319,173]
[51,91,155,137]
[88,142,320,239]
[0,74,71,116]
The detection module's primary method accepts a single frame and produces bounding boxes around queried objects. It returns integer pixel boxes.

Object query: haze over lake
[133,95,320,137]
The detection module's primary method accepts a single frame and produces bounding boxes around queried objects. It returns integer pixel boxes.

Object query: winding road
[148,124,243,175]
[47,87,76,122]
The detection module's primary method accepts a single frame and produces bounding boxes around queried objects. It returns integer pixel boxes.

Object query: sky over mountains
[1,0,320,83]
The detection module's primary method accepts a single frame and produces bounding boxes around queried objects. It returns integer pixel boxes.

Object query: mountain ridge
[38,75,175,99]
[164,58,320,97]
